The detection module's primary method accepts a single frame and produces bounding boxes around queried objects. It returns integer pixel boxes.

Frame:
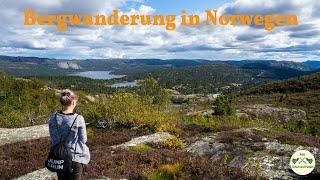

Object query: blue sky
[0,0,319,61]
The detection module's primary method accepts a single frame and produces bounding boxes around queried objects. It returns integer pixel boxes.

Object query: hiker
[48,89,90,180]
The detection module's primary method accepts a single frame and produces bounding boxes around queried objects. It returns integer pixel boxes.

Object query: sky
[0,0,320,61]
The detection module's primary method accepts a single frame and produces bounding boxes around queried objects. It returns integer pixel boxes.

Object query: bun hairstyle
[60,89,77,106]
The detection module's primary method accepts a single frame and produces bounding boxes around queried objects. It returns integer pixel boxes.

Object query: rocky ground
[1,105,319,179]
[186,128,319,179]
[0,124,49,146]
[2,127,320,179]
[238,104,307,123]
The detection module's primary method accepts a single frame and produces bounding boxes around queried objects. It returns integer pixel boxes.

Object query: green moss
[150,163,183,180]
[158,137,185,150]
[131,144,152,154]
[242,149,254,155]
[115,163,125,173]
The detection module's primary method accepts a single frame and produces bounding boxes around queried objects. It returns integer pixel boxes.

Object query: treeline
[37,76,134,94]
[128,63,262,94]
[126,62,311,94]
[245,72,320,94]
[0,73,59,127]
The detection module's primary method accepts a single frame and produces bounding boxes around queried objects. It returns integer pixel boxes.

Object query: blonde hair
[60,89,77,106]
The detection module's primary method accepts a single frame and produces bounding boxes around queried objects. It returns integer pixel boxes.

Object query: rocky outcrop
[228,141,320,179]
[14,168,128,180]
[186,128,319,179]
[235,112,250,118]
[229,153,293,179]
[239,104,306,123]
[111,132,175,149]
[0,124,49,146]
[85,95,96,102]
[57,61,81,69]
[186,136,232,156]
[171,93,220,104]
[14,168,56,180]
[171,94,194,104]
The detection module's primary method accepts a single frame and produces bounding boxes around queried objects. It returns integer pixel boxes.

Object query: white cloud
[0,0,319,61]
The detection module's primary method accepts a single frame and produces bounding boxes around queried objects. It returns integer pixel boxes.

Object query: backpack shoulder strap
[66,114,79,138]
[53,112,63,142]
[55,113,79,143]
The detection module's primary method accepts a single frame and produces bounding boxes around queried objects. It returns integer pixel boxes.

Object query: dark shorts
[57,162,84,180]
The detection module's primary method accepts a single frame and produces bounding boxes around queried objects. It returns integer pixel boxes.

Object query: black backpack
[45,113,79,173]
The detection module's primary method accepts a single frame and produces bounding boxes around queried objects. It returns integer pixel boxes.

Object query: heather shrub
[183,114,274,134]
[150,163,183,180]
[242,149,254,155]
[217,115,277,132]
[182,114,218,132]
[157,137,185,150]
[217,130,264,144]
[86,127,94,138]
[81,92,179,132]
[3,128,251,179]
[131,144,152,154]
[0,109,25,127]
[276,131,320,147]
[306,118,320,136]
[156,121,181,135]
[0,137,50,179]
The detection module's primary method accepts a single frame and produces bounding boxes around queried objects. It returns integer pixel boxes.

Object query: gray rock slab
[0,124,49,146]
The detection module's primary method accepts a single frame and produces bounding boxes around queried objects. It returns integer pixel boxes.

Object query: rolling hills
[1,55,319,94]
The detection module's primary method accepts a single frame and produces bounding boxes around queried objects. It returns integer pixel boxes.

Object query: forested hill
[245,72,320,94]
[127,62,311,94]
[0,73,59,127]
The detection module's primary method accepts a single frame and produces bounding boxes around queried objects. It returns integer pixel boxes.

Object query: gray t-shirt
[48,112,90,164]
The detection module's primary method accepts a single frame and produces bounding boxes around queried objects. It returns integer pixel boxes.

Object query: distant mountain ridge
[1,55,319,71]
[226,60,313,71]
[0,55,319,78]
[304,61,320,71]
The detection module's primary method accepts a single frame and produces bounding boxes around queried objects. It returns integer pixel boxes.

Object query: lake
[70,71,125,80]
[70,71,139,88]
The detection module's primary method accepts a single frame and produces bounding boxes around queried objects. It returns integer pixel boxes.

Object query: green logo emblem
[290,150,316,175]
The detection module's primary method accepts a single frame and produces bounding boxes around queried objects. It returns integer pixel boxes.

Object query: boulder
[111,132,175,149]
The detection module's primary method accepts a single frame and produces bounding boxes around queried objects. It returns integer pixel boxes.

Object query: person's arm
[78,116,88,143]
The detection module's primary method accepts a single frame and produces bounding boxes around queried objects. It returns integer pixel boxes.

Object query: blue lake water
[70,71,125,80]
[70,71,138,88]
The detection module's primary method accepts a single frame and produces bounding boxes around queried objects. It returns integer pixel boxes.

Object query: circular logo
[290,150,315,175]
